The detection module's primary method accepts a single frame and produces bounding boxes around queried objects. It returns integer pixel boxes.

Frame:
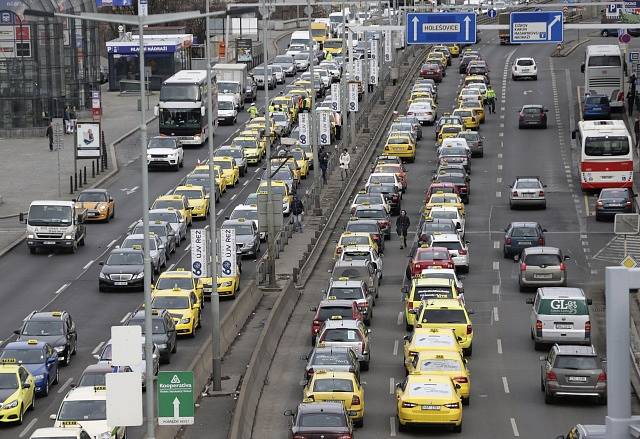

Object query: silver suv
[517,246,569,292]
[540,344,606,405]
[526,287,592,350]
[323,278,374,324]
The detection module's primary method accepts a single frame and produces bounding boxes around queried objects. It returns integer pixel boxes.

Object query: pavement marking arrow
[121,186,139,195]
[173,397,180,418]
[547,15,562,40]
[412,16,419,42]
[464,16,471,40]
[523,90,534,95]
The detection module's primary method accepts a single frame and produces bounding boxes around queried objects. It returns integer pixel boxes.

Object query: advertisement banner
[75,122,101,158]
[348,82,359,112]
[220,228,237,278]
[371,39,379,60]
[190,229,208,278]
[236,38,252,62]
[354,59,363,82]
[384,30,393,62]
[331,83,341,112]
[318,111,331,146]
[369,59,378,85]
[298,112,310,145]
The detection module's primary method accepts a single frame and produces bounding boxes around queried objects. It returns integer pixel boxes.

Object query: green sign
[157,371,194,425]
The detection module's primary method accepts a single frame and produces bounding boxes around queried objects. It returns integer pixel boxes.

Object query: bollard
[69,176,73,194]
[74,173,78,191]
[78,170,83,188]
[83,166,87,185]
[96,158,100,175]
[92,161,95,179]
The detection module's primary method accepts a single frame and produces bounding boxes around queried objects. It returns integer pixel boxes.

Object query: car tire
[503,248,510,259]
[171,342,177,354]
[512,74,517,80]
[398,418,407,432]
[598,395,607,405]
[462,397,469,406]
[542,121,547,129]
[541,378,545,392]
[361,360,370,371]
[463,344,472,356]
[533,75,538,81]
[453,422,462,433]
[355,418,364,428]
[16,404,23,425]
[29,247,37,255]
[534,341,545,351]
[54,367,59,385]
[519,282,526,292]
[64,351,71,367]
[601,30,609,37]
[544,390,554,404]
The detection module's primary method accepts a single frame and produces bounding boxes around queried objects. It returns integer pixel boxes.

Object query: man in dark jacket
[396,209,410,249]
[291,195,304,232]
[635,116,640,149]
[319,149,329,184]
[46,121,54,151]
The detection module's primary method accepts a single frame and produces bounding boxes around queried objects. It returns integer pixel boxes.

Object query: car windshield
[232,139,256,149]
[0,372,17,389]
[156,278,193,290]
[274,55,293,64]
[218,100,234,110]
[421,309,467,323]
[313,378,354,392]
[407,382,452,397]
[227,224,255,235]
[0,349,44,364]
[214,160,233,170]
[329,287,363,300]
[538,298,589,315]
[523,107,542,114]
[356,209,384,219]
[442,127,461,134]
[106,252,143,265]
[430,210,457,220]
[231,209,257,221]
[418,250,449,261]
[152,296,190,309]
[77,192,107,202]
[346,223,377,233]
[601,189,629,198]
[312,351,351,365]
[512,227,538,237]
[584,136,630,156]
[299,413,346,428]
[586,96,608,105]
[22,321,64,336]
[458,132,479,142]
[57,400,106,421]
[122,238,157,251]
[387,138,409,145]
[78,371,107,387]
[422,223,455,234]
[341,236,369,246]
[127,318,167,335]
[434,241,461,251]
[524,254,561,266]
[152,200,182,211]
[440,147,467,156]
[149,212,180,223]
[455,111,472,118]
[318,306,353,321]
[553,355,599,370]
[322,328,361,342]
[133,224,167,237]
[147,137,178,149]
[174,190,202,200]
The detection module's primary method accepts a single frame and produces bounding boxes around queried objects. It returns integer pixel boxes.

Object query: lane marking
[584,195,590,217]
[393,340,399,356]
[497,177,502,183]
[397,311,403,326]
[107,238,118,248]
[390,416,397,437]
[185,243,191,251]
[120,313,130,324]
[254,168,261,173]
[497,153,503,159]
[217,210,224,216]
[511,418,520,437]
[243,180,249,186]
[493,261,499,270]
[493,306,500,322]
[494,241,500,249]
[497,164,503,171]
[92,341,105,355]
[54,283,70,295]
[497,338,503,354]
[230,194,237,201]
[496,191,502,198]
[167,263,176,271]
[493,284,500,295]
[389,377,395,395]
[502,376,510,394]
[57,377,74,394]
[18,418,38,438]
[83,259,94,270]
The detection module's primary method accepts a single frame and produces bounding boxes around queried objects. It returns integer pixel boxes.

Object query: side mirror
[19,212,26,223]
[93,354,101,360]
[539,355,546,361]
[580,63,585,73]
[587,298,593,305]
[98,261,104,266]
[283,409,294,417]
[72,198,77,202]
[542,228,548,232]
[564,255,571,260]
[525,298,534,305]
[49,414,57,421]
[571,129,577,139]
[403,335,410,342]
[310,306,318,312]
[13,329,20,335]
[513,255,520,263]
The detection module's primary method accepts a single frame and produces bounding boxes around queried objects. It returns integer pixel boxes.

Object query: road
[0,35,325,438]
[253,29,624,438]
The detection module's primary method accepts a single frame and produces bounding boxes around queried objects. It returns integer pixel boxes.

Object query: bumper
[27,238,74,249]
[218,115,236,124]
[520,274,565,288]
[512,70,537,77]
[237,243,258,255]
[191,206,208,218]
[534,331,590,345]
[510,198,545,207]
[148,159,180,168]
[99,278,144,290]
[583,110,610,119]
[452,255,469,270]
[546,382,605,398]
[35,377,48,395]
[175,321,195,335]
[596,207,633,218]
[397,408,462,427]
[0,404,22,423]
[405,310,417,327]
[85,210,110,221]
[347,407,364,421]
[222,175,236,186]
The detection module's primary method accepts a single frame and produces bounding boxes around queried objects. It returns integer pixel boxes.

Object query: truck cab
[21,200,86,254]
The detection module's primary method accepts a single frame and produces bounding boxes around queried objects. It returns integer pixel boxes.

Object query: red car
[407,246,454,278]
[310,299,364,345]
[433,171,470,203]
[424,182,460,202]
[420,63,443,82]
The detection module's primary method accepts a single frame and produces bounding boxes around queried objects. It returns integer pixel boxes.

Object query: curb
[556,38,590,57]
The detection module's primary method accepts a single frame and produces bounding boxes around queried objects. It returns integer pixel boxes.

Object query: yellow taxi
[426,52,447,69]
[173,184,209,219]
[447,44,460,57]
[194,164,227,194]
[403,328,463,370]
[415,299,473,356]
[272,156,301,183]
[404,277,460,329]
[424,192,465,216]
[271,96,297,121]
[232,136,264,164]
[335,231,378,257]
[0,359,35,424]
[290,148,310,178]
[240,127,267,151]
[410,91,437,105]
[74,188,115,222]
[436,124,464,146]
[383,133,416,162]
[431,46,451,65]
[463,74,489,88]
[323,38,344,56]
[246,116,276,139]
[451,108,479,130]
[395,374,463,432]
[212,156,240,187]
[152,194,192,227]
[407,351,471,404]
[258,181,293,215]
[153,268,204,307]
[303,370,365,427]
[199,262,241,299]
[151,290,201,337]
[458,99,485,123]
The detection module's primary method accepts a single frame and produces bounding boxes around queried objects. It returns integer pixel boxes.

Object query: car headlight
[34,374,44,380]
[99,432,112,439]
[157,343,167,349]
[3,400,18,409]
[133,272,145,279]
[27,234,34,239]
[65,235,72,240]
[54,346,65,353]
[221,281,232,287]
[180,318,191,324]
[98,205,107,212]
[99,271,108,279]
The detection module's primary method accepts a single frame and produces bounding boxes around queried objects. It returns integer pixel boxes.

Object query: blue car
[583,94,611,119]
[0,340,59,396]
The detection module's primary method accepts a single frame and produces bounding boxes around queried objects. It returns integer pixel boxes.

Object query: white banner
[190,229,208,278]
[384,30,393,63]
[371,39,379,61]
[331,83,341,112]
[348,82,359,112]
[318,112,331,146]
[76,121,101,158]
[220,228,237,278]
[369,59,378,85]
[298,112,310,146]
[354,59,363,82]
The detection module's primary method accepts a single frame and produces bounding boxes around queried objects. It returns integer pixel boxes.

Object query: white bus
[572,120,633,190]
[155,70,217,146]
[581,45,625,111]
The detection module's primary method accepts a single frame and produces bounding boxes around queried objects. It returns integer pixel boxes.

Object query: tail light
[626,201,632,206]
[538,191,545,196]
[414,262,422,270]
[538,237,545,245]
[312,320,321,331]
[505,237,512,245]
[407,111,414,116]
[598,372,607,382]
[536,320,543,337]
[618,91,625,102]
[444,402,460,409]
[402,401,417,408]
[453,376,468,383]
[361,340,366,354]
[512,191,518,197]
[520,263,527,272]
[447,263,454,269]
[585,321,591,338]
[409,350,418,357]
[546,370,557,381]
[466,324,472,335]
[351,395,361,405]
[293,435,307,439]
[407,301,414,310]
[519,113,524,120]
[560,262,566,271]
[307,368,314,378]
[392,194,399,201]
[336,247,343,255]
[337,435,353,439]
[459,248,468,255]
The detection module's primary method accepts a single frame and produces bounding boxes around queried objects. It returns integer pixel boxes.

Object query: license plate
[519,241,532,245]
[394,147,404,151]
[534,274,553,279]
[88,212,97,217]
[421,405,440,411]
[114,281,128,286]
[43,241,55,245]
[555,323,572,329]
[567,376,587,382]
[522,193,535,198]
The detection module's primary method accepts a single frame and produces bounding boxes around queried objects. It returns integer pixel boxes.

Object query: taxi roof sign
[27,339,38,345]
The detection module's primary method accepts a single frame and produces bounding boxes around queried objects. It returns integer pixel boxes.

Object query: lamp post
[307,0,321,208]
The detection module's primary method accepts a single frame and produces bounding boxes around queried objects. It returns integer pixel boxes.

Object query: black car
[596,188,636,221]
[131,220,177,260]
[418,218,459,243]
[14,311,77,366]
[518,104,548,129]
[99,248,145,291]
[285,402,353,438]
[76,364,133,387]
[367,182,402,215]
[459,54,479,74]
[503,221,546,258]
[245,75,258,102]
[345,218,385,252]
[125,309,177,364]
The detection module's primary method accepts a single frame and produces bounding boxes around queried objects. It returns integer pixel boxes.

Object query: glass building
[0,0,100,136]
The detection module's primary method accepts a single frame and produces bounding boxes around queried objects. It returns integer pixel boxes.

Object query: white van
[289,30,312,48]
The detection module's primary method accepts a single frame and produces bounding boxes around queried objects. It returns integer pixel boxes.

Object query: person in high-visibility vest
[486,85,497,114]
[248,103,258,119]
[326,51,333,62]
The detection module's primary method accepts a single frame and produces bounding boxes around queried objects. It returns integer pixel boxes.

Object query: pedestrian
[339,148,350,181]
[396,209,410,249]
[486,85,496,114]
[248,103,258,119]
[326,51,333,62]
[635,116,640,149]
[631,73,637,97]
[45,120,54,151]
[319,149,328,184]
[628,90,635,117]
[69,106,77,133]
[63,106,71,134]
[291,195,304,232]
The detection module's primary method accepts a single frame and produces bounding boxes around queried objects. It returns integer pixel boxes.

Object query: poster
[298,113,310,145]
[318,111,331,146]
[331,83,341,112]
[236,38,252,62]
[220,228,237,277]
[76,122,101,158]
[348,82,359,112]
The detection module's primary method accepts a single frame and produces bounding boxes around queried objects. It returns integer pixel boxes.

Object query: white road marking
[496,191,502,198]
[493,284,500,295]
[57,377,74,394]
[185,243,191,251]
[497,153,503,159]
[217,210,224,216]
[499,132,504,137]
[389,377,395,395]
[497,164,503,171]
[18,418,37,438]
[167,263,176,271]
[511,418,520,437]
[591,269,598,275]
[493,261,500,270]
[230,194,237,201]
[48,253,53,258]
[497,177,502,183]
[243,180,249,186]
[390,416,397,436]
[254,168,261,173]
[120,313,130,323]
[397,311,403,325]
[107,238,118,248]
[92,341,105,355]
[502,376,510,394]
[54,283,70,295]
[393,340,399,356]
[494,241,500,249]
[497,338,503,354]
[83,259,94,270]
[493,306,499,322]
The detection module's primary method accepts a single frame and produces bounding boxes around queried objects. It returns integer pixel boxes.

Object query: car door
[18,366,33,408]
[46,345,57,383]
[530,292,540,334]
[65,315,76,352]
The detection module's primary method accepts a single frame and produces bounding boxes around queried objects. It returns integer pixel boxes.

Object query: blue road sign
[406,12,476,45]
[510,11,564,44]
[487,9,497,18]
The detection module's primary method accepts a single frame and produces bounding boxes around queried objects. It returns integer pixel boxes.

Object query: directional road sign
[487,9,497,18]
[157,371,194,425]
[406,12,476,45]
[510,11,564,44]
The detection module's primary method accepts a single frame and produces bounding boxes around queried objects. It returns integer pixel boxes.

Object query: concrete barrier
[154,280,264,439]
[229,279,300,439]
[272,18,309,31]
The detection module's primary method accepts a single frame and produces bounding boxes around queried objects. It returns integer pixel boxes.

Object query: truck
[212,63,248,111]
[499,12,511,45]
[21,200,86,254]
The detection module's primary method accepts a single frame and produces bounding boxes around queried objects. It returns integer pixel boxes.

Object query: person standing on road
[628,90,635,116]
[69,106,77,133]
[339,148,350,181]
[396,209,410,249]
[248,103,258,119]
[319,148,329,184]
[635,116,640,149]
[63,107,71,134]
[486,85,497,114]
[46,120,53,151]
[291,195,305,232]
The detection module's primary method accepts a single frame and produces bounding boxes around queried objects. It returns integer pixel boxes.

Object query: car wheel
[398,418,407,432]
[54,367,59,385]
[361,360,370,371]
[544,390,554,404]
[503,248,509,259]
[64,351,71,367]
[453,422,462,433]
[355,418,364,428]
[43,378,49,396]
[533,75,538,80]
[16,404,23,425]
[405,321,413,332]
[534,341,545,351]
[29,247,37,255]
[512,74,516,80]
[463,344,472,356]
[601,30,609,37]
[171,342,177,354]
[462,396,469,406]
[541,378,545,392]
[519,282,526,293]
[518,123,524,129]
[598,395,607,405]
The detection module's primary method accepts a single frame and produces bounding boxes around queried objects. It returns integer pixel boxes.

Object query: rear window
[415,287,453,300]
[329,287,363,300]
[523,107,542,114]
[421,309,467,323]
[434,241,461,251]
[418,250,449,261]
[299,413,347,428]
[322,328,362,342]
[553,355,598,369]
[517,59,534,66]
[524,253,561,266]
[318,306,353,321]
[585,96,608,105]
[512,227,538,237]
[419,358,461,372]
[313,378,354,392]
[312,352,351,366]
[538,298,589,315]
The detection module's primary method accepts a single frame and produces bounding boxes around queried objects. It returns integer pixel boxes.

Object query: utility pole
[347,25,356,152]
[363,37,369,132]
[307,0,321,207]
[205,0,221,393]
[341,1,349,153]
